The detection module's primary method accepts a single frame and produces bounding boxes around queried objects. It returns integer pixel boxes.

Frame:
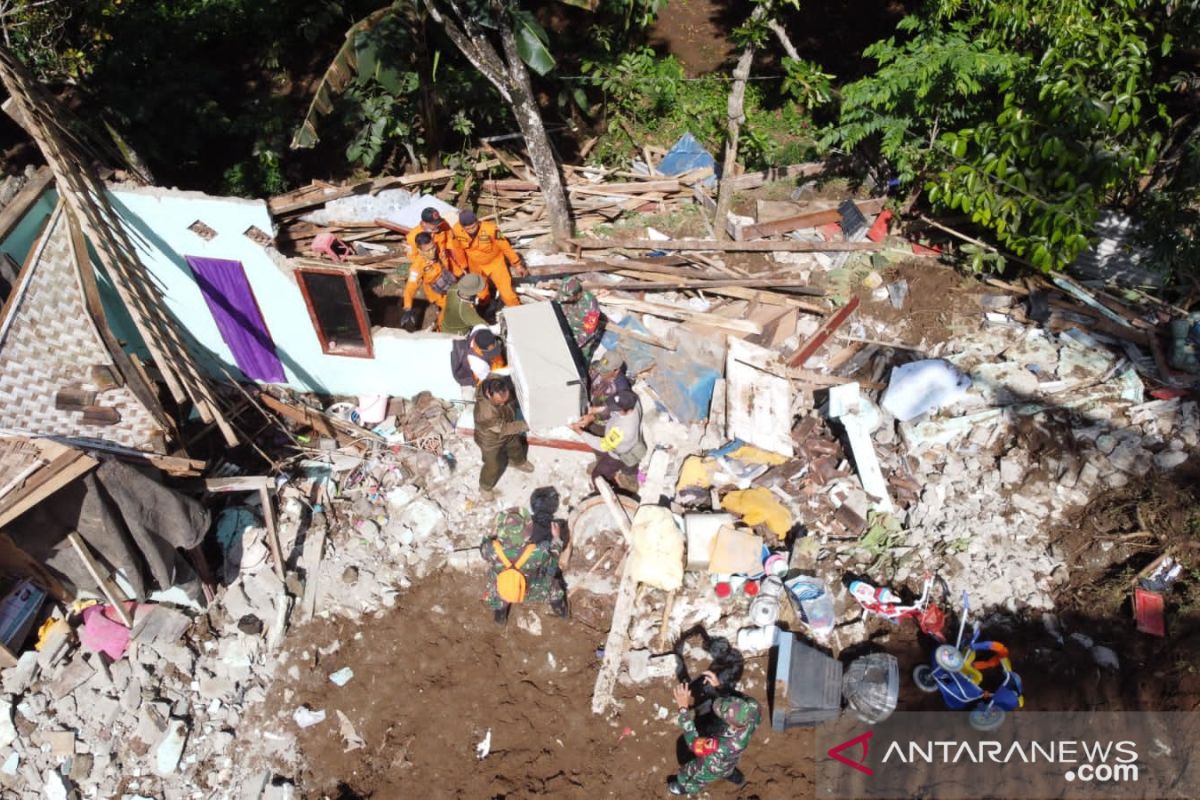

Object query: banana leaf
[291,6,394,150]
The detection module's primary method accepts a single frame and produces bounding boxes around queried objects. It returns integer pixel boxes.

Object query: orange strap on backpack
[493,540,536,604]
[493,540,535,570]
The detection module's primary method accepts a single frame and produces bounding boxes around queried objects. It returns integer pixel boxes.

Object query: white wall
[108,187,459,399]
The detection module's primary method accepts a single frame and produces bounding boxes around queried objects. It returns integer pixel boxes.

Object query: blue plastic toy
[913,591,1024,731]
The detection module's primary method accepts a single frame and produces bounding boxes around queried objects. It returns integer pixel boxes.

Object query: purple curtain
[185,256,286,383]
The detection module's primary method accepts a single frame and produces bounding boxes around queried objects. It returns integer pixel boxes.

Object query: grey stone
[49,656,95,700]
[263,780,296,800]
[197,672,236,701]
[240,769,270,800]
[18,693,46,720]
[154,718,189,776]
[151,643,196,675]
[999,458,1024,486]
[1107,443,1144,472]
[132,606,193,646]
[43,769,68,800]
[1077,461,1101,489]
[68,752,93,782]
[119,676,142,713]
[36,628,70,670]
[0,701,15,749]
[2,652,40,695]
[133,702,170,747]
[1154,450,1188,470]
[1010,493,1048,518]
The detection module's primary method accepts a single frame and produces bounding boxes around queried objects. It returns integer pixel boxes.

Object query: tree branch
[423,0,512,100]
[767,18,800,61]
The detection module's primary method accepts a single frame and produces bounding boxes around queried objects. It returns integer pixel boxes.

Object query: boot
[614,470,639,493]
[511,460,535,474]
[494,605,510,625]
[725,768,745,786]
[666,776,686,796]
[550,597,569,619]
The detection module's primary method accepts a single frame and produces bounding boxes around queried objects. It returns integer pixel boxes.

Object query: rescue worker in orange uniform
[452,209,526,312]
[400,231,465,331]
[406,207,463,265]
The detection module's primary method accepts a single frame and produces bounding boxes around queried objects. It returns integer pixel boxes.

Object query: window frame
[294,266,374,359]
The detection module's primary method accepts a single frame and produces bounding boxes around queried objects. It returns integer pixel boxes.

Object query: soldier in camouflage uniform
[480,489,568,624]
[667,684,761,795]
[555,276,604,360]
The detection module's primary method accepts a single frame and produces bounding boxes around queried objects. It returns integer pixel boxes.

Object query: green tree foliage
[3,0,380,196]
[827,0,1172,272]
[580,47,818,167]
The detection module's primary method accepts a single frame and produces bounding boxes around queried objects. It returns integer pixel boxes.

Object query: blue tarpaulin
[600,316,720,423]
[658,132,718,188]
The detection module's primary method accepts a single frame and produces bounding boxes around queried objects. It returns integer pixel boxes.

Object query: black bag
[450,338,475,386]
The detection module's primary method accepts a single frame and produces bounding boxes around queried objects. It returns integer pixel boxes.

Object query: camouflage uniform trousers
[674,710,754,794]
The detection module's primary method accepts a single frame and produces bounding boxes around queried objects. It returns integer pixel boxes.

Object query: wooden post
[260,485,286,580]
[67,532,132,627]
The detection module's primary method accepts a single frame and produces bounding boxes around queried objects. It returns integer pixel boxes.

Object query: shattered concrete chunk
[0,701,15,749]
[154,718,189,776]
[2,652,39,695]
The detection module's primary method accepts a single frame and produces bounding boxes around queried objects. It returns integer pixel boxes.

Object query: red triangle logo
[827,730,874,776]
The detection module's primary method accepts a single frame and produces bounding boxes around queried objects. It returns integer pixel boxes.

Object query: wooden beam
[67,532,132,627]
[260,485,286,581]
[0,166,53,242]
[723,162,825,191]
[592,477,636,715]
[300,517,327,622]
[0,532,69,602]
[584,277,824,295]
[597,296,762,334]
[0,450,98,529]
[569,238,882,253]
[788,296,861,368]
[268,169,455,216]
[258,392,341,440]
[737,198,886,241]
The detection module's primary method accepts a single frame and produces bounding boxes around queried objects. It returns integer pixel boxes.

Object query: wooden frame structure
[0,46,239,446]
[294,266,375,358]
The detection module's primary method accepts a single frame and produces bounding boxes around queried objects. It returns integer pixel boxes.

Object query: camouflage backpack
[492,508,535,604]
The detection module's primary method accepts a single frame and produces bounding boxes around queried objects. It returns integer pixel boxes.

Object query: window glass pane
[299,271,367,350]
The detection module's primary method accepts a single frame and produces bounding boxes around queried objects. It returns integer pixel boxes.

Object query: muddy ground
[249,458,1200,799]
[255,577,814,799]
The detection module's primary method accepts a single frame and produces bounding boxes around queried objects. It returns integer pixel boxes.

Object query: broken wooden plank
[723,162,824,191]
[569,179,683,196]
[0,449,98,529]
[260,485,286,581]
[300,516,328,622]
[55,388,97,411]
[569,238,882,253]
[726,338,794,456]
[80,406,121,426]
[67,532,132,627]
[583,277,824,295]
[592,480,637,715]
[788,296,861,368]
[609,325,677,350]
[597,296,762,334]
[0,167,53,242]
[738,198,887,241]
[268,170,455,216]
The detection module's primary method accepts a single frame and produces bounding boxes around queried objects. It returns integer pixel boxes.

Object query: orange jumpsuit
[451,220,522,307]
[406,221,464,268]
[402,246,464,314]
